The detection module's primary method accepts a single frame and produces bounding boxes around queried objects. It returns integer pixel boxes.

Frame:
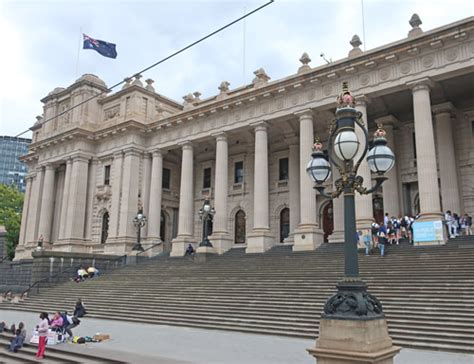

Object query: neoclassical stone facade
[15,15,474,259]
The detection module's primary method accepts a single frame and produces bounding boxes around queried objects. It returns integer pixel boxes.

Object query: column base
[246,229,275,254]
[293,225,323,251]
[141,238,163,257]
[170,235,196,257]
[208,233,233,254]
[356,218,374,231]
[309,317,400,364]
[412,216,447,246]
[52,240,89,254]
[328,230,345,243]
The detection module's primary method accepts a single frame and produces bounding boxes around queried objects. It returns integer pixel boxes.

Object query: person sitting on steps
[73,299,87,318]
[185,244,195,257]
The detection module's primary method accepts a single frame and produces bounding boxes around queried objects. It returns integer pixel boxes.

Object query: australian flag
[83,34,117,59]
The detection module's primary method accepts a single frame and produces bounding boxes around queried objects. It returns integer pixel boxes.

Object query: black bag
[72,317,80,325]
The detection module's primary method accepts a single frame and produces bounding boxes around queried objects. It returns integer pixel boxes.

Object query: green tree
[0,184,24,260]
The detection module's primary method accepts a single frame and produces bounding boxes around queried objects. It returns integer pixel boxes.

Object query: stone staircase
[1,239,474,353]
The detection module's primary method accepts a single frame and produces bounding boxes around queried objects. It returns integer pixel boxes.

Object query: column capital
[212,132,227,142]
[374,115,398,128]
[44,164,56,171]
[432,102,454,115]
[294,109,313,119]
[407,77,434,92]
[113,150,124,159]
[150,148,163,158]
[250,121,269,132]
[70,154,91,163]
[179,141,193,150]
[285,134,299,146]
[354,95,371,107]
[122,147,144,157]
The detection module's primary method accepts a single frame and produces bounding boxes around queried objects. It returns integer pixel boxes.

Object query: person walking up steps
[35,312,49,360]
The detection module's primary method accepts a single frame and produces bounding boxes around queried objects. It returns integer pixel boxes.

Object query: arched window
[373,196,384,225]
[322,201,334,243]
[101,211,109,244]
[280,208,290,242]
[234,210,246,244]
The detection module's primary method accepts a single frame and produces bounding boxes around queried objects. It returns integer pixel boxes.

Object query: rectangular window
[162,168,171,189]
[279,158,289,181]
[412,132,417,160]
[234,161,244,184]
[203,167,211,189]
[104,165,111,185]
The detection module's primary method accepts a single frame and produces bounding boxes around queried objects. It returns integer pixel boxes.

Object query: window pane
[162,168,171,189]
[279,158,289,181]
[203,167,211,189]
[234,161,243,183]
[104,165,111,185]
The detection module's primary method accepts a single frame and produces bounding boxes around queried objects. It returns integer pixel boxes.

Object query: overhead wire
[14,0,274,138]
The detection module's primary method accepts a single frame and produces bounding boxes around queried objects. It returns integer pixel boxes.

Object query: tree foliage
[0,184,24,260]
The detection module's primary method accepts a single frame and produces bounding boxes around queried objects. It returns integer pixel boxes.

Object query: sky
[0,0,473,138]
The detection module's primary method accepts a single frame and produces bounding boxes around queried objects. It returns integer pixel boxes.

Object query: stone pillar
[171,142,195,257]
[85,159,98,240]
[118,149,141,239]
[64,156,89,244]
[246,122,274,253]
[37,164,56,243]
[109,152,124,239]
[209,133,233,254]
[148,150,163,241]
[409,79,445,245]
[287,139,300,241]
[18,176,32,245]
[375,116,401,218]
[293,110,323,251]
[433,102,461,214]
[328,169,345,243]
[355,98,375,228]
[58,159,72,240]
[25,167,43,244]
[141,152,152,238]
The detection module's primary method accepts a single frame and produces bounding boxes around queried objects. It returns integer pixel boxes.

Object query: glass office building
[0,136,31,192]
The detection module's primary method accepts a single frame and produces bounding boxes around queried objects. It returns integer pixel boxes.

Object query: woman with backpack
[377,224,388,257]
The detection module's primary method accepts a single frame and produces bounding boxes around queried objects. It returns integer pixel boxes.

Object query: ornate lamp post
[132,206,147,252]
[199,199,215,247]
[36,235,44,251]
[306,83,399,363]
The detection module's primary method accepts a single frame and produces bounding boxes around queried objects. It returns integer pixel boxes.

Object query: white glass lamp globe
[137,213,143,220]
[367,144,395,174]
[334,130,360,161]
[306,155,331,184]
[203,204,211,212]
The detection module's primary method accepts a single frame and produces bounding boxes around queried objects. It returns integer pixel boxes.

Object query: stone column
[171,142,195,256]
[58,159,72,240]
[64,155,89,244]
[433,102,461,214]
[328,169,345,243]
[109,152,123,239]
[37,164,56,243]
[247,122,274,253]
[375,116,401,218]
[85,159,98,240]
[141,152,152,238]
[287,139,300,241]
[148,150,163,241]
[25,167,43,244]
[118,149,141,240]
[408,79,445,244]
[15,175,33,258]
[410,80,442,218]
[355,98,375,228]
[293,110,323,251]
[209,133,233,254]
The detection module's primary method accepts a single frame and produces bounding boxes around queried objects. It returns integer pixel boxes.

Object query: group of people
[1,321,27,353]
[361,214,417,257]
[445,211,472,238]
[74,266,99,282]
[2,299,87,359]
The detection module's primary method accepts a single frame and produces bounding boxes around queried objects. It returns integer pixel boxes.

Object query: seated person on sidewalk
[184,244,195,256]
[8,323,26,352]
[75,267,89,282]
[74,299,87,317]
[50,312,64,332]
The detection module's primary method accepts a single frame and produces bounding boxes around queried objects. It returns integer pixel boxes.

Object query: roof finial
[349,35,363,57]
[408,14,423,37]
[298,52,312,74]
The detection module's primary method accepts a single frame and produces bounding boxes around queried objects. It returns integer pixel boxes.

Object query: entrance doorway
[234,210,246,244]
[280,208,290,242]
[322,201,334,243]
[101,211,109,244]
[160,211,166,242]
[373,196,384,224]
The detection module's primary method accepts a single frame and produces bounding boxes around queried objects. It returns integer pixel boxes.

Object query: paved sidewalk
[1,309,473,364]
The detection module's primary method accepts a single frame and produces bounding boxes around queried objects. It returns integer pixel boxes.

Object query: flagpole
[75,27,82,78]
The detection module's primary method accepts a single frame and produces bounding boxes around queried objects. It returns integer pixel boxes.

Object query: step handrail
[21,253,127,297]
[136,241,164,257]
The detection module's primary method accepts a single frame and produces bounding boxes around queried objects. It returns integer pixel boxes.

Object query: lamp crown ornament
[336,82,355,108]
[313,138,323,151]
[374,124,387,139]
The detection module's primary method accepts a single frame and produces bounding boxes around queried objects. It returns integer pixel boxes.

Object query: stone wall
[0,250,126,294]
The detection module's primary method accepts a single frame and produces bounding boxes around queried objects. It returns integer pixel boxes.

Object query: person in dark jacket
[73,299,87,317]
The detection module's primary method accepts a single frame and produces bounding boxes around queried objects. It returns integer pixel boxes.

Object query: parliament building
[14,15,474,259]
